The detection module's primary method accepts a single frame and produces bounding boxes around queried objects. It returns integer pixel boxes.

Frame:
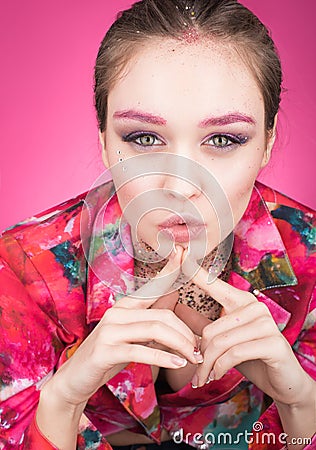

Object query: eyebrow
[199,113,255,127]
[113,110,167,126]
[113,109,255,127]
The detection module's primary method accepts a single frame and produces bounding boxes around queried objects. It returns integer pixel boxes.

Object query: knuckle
[226,346,243,362]
[123,345,134,361]
[212,334,226,350]
[256,314,276,332]
[245,301,258,314]
[245,291,257,303]
[102,307,116,323]
[201,325,213,341]
[98,323,115,341]
[150,320,163,335]
[150,348,162,366]
[163,308,175,321]
[248,300,270,316]
[275,333,287,348]
[228,346,241,360]
[214,357,226,373]
[256,301,271,316]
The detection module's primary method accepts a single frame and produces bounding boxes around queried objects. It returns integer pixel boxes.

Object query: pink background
[0,1,315,232]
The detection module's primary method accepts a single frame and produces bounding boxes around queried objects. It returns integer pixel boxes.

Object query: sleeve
[250,284,316,450]
[24,415,112,450]
[0,255,112,449]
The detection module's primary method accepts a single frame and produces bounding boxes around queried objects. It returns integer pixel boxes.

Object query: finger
[210,334,289,381]
[191,265,256,313]
[102,306,196,348]
[109,343,189,369]
[200,301,274,352]
[196,316,279,386]
[98,321,197,364]
[117,246,184,309]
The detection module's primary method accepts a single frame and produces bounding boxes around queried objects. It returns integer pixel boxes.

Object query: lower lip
[158,224,205,243]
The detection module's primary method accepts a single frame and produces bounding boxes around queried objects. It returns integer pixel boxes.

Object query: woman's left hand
[187,261,312,406]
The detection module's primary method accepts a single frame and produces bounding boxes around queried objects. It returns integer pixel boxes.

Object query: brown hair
[94,0,282,132]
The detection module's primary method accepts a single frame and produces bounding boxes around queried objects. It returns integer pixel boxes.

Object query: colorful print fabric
[0,181,315,449]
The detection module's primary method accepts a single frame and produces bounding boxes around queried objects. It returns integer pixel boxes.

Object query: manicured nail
[191,374,199,388]
[206,370,215,384]
[193,349,204,364]
[171,356,187,367]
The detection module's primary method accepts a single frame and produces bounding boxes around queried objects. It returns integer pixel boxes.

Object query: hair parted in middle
[94,0,282,133]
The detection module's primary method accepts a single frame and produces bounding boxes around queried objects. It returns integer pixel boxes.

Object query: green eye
[203,133,248,152]
[136,135,157,146]
[122,132,165,150]
[212,135,230,147]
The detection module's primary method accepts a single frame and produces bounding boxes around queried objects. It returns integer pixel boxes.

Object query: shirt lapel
[232,184,297,291]
[84,182,161,440]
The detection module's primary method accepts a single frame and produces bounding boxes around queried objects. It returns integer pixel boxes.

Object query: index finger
[192,265,256,314]
[116,246,183,309]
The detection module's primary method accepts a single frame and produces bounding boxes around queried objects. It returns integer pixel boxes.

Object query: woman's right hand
[40,245,198,409]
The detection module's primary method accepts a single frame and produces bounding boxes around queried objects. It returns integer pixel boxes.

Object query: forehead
[108,39,264,121]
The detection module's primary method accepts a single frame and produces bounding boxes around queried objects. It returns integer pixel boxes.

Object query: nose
[162,174,201,201]
[161,154,202,201]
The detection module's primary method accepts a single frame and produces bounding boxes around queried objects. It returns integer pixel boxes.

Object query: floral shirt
[0,181,315,450]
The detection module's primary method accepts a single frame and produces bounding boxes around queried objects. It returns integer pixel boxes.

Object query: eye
[122,132,164,148]
[212,135,231,147]
[203,133,248,151]
[136,134,160,146]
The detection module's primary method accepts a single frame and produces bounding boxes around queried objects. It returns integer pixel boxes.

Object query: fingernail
[193,349,204,364]
[191,374,199,388]
[171,356,187,367]
[206,370,215,384]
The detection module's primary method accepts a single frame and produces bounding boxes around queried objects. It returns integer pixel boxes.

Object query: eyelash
[202,133,249,152]
[122,131,165,150]
[122,131,248,152]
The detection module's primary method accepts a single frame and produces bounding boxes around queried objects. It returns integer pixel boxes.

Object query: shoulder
[0,180,116,333]
[0,181,115,256]
[253,183,315,341]
[256,181,315,258]
[256,181,315,221]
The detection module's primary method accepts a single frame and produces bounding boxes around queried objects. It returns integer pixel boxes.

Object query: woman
[0,0,315,449]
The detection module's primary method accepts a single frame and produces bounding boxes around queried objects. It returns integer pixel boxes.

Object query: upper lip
[158,213,205,228]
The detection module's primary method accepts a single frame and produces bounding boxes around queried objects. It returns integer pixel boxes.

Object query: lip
[159,213,205,228]
[158,213,206,243]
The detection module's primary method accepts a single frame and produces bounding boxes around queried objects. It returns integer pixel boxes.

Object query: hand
[183,251,312,406]
[45,246,199,408]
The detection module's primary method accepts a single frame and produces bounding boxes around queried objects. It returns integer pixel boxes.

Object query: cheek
[114,177,160,218]
[223,148,264,222]
[115,183,140,211]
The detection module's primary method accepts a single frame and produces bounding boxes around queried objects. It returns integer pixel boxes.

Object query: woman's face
[102,39,275,257]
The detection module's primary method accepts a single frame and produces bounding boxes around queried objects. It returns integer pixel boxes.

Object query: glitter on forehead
[181,27,200,44]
